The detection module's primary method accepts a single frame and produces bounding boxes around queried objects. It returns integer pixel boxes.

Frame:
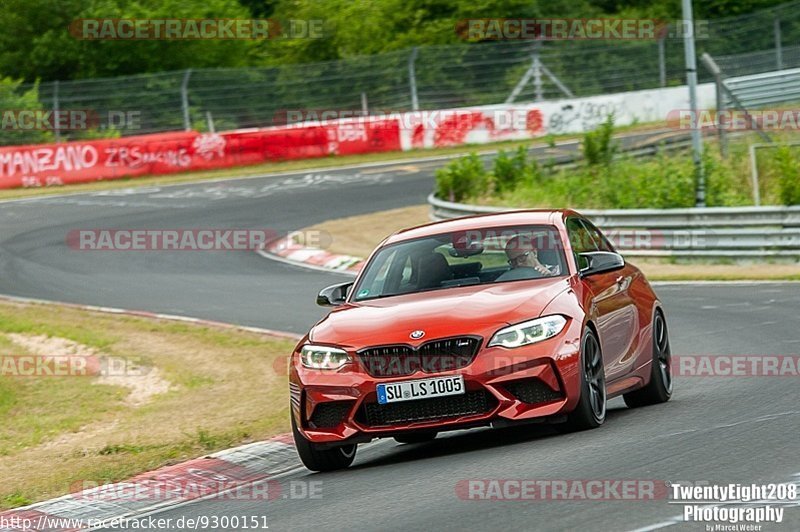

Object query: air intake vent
[504,379,562,405]
[308,401,354,429]
[358,390,495,427]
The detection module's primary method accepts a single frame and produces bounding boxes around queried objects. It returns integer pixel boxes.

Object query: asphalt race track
[0,130,679,332]
[1,130,798,531]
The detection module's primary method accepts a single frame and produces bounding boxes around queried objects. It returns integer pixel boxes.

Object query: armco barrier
[428,194,800,259]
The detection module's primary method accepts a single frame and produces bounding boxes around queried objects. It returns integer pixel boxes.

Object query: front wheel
[556,328,606,432]
[291,414,356,472]
[624,310,673,408]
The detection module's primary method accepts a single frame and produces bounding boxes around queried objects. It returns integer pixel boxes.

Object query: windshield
[352,225,567,301]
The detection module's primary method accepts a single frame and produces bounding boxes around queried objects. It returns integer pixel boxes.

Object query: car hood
[310,277,571,348]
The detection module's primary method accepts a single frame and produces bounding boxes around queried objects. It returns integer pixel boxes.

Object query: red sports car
[289,210,672,471]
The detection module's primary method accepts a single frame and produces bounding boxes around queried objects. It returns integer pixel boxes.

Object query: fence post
[408,47,419,111]
[205,111,215,134]
[505,42,545,103]
[774,17,783,70]
[181,69,192,131]
[701,53,727,158]
[658,36,666,87]
[715,75,727,159]
[682,0,705,208]
[533,52,543,102]
[53,80,61,143]
[748,144,762,207]
[361,92,369,115]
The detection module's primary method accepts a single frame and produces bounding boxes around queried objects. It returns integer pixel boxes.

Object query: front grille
[358,390,495,427]
[504,378,562,405]
[308,401,354,429]
[357,336,481,377]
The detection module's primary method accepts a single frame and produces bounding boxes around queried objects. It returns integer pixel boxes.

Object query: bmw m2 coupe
[290,210,672,471]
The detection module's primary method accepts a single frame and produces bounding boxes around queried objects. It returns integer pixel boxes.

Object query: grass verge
[0,300,296,510]
[303,205,800,281]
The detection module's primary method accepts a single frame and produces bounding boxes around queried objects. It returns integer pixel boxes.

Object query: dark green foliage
[0,0,794,81]
[582,114,616,167]
[435,124,800,209]
[435,153,490,202]
[774,145,800,205]
[493,146,543,193]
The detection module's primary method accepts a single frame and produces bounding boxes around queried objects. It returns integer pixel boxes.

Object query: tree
[0,0,257,81]
[0,78,53,145]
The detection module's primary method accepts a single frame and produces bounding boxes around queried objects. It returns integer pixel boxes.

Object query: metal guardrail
[428,194,800,259]
[519,130,694,172]
[723,68,800,108]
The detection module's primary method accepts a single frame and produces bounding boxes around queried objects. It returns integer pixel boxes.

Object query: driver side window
[582,220,616,253]
[567,218,599,253]
[566,218,600,270]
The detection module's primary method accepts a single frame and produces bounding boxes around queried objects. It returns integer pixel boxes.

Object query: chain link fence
[8,0,800,145]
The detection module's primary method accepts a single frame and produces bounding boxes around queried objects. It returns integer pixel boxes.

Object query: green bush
[703,150,752,207]
[774,145,800,205]
[492,146,542,193]
[592,154,695,209]
[434,127,795,210]
[497,155,698,210]
[434,153,489,202]
[582,114,617,167]
[0,78,53,146]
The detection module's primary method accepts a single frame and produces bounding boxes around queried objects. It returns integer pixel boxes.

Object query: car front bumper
[290,323,583,445]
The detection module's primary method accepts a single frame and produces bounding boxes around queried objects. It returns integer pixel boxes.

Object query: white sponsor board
[397,83,716,150]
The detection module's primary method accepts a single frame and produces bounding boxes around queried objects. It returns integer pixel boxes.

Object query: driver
[504,234,560,276]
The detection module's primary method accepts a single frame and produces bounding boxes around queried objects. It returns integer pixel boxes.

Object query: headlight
[300,345,350,369]
[488,315,567,348]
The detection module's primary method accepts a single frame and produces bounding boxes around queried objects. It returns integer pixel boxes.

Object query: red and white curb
[0,434,300,531]
[258,237,361,276]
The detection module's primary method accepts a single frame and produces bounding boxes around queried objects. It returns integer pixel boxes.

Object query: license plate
[376,375,465,404]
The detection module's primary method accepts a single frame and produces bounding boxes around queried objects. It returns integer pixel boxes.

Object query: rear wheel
[394,432,437,444]
[557,328,606,432]
[291,414,356,472]
[624,310,673,407]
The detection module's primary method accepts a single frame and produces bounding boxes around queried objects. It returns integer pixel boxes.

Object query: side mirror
[578,251,625,277]
[316,282,353,307]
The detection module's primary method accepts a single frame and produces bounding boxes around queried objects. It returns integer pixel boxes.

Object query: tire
[394,432,437,444]
[556,327,606,432]
[624,310,673,408]
[291,414,356,472]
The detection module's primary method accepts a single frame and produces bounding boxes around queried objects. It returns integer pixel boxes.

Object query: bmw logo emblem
[410,330,425,339]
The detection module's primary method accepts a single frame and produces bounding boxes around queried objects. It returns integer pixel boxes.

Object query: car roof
[383,209,583,245]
